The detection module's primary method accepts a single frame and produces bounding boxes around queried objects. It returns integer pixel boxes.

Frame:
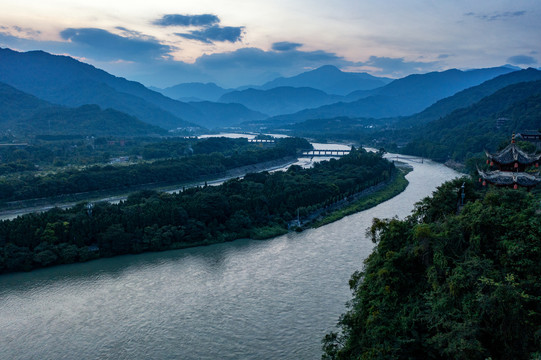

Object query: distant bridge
[300,149,351,157]
[248,139,275,143]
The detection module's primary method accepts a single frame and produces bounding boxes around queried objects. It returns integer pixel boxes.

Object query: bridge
[300,149,351,157]
[248,139,275,143]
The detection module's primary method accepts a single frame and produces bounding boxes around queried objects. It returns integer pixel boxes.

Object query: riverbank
[309,168,410,228]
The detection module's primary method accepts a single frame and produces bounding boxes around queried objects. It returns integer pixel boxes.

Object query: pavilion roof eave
[478,169,541,187]
[485,143,541,165]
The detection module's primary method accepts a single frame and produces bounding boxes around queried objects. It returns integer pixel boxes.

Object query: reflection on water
[0,153,460,360]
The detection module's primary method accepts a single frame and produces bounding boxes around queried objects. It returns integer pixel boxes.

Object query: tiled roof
[486,143,541,165]
[478,169,541,187]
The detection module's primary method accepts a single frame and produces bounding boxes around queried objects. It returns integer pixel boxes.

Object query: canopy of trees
[0,147,395,274]
[0,137,311,202]
[323,179,541,360]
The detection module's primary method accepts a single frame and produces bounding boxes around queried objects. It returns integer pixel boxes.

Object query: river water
[0,155,460,360]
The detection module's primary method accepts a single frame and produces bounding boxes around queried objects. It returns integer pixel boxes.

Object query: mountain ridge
[0,48,265,129]
[266,66,516,124]
[260,65,391,95]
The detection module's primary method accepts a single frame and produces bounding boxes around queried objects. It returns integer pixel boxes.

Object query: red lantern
[514,184,518,190]
[479,178,482,183]
[514,162,519,168]
[486,159,489,164]
[490,161,494,166]
[536,163,539,168]
[482,181,486,186]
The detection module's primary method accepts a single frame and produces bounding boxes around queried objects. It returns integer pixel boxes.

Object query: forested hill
[401,80,541,162]
[0,81,167,136]
[324,179,541,360]
[401,67,541,127]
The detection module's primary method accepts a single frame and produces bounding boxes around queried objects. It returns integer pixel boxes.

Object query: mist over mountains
[0,47,538,141]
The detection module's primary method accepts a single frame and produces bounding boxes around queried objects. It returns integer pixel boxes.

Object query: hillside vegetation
[324,179,541,360]
[402,80,541,161]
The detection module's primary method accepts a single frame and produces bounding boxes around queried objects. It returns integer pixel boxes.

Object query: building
[478,134,541,190]
[516,130,541,150]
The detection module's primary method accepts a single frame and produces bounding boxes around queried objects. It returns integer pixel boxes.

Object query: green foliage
[0,147,395,274]
[314,169,409,227]
[401,80,541,162]
[0,137,309,202]
[323,180,541,360]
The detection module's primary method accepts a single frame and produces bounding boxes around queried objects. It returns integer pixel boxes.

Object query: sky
[0,0,540,88]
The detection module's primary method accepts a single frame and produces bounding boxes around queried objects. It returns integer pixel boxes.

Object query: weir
[300,149,351,157]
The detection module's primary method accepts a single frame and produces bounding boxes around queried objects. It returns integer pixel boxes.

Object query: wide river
[0,154,460,360]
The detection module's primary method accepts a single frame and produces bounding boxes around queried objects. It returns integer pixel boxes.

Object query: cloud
[464,11,526,21]
[359,56,440,77]
[507,55,538,66]
[59,27,171,62]
[174,47,357,86]
[153,14,220,27]
[272,42,303,52]
[0,28,351,87]
[0,25,41,38]
[176,25,244,44]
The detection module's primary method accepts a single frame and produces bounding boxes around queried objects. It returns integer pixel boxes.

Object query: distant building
[516,130,541,150]
[495,117,510,129]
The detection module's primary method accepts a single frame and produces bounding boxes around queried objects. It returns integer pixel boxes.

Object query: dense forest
[401,80,541,162]
[0,137,310,202]
[0,147,396,273]
[323,179,541,360]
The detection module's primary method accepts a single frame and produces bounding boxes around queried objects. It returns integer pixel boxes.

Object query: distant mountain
[0,82,166,136]
[187,101,267,128]
[402,80,541,161]
[218,86,343,116]
[400,68,541,127]
[0,48,264,129]
[158,82,230,102]
[267,67,516,124]
[260,65,391,95]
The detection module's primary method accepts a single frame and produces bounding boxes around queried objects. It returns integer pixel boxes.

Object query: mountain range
[402,79,541,161]
[218,86,343,116]
[259,65,391,95]
[0,48,262,130]
[1,47,538,142]
[400,67,541,126]
[267,67,515,124]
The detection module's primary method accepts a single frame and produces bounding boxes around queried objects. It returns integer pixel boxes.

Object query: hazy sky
[0,0,539,88]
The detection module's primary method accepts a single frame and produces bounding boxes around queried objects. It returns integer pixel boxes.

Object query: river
[0,155,460,360]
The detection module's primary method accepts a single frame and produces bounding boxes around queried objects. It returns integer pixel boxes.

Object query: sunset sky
[0,0,539,88]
